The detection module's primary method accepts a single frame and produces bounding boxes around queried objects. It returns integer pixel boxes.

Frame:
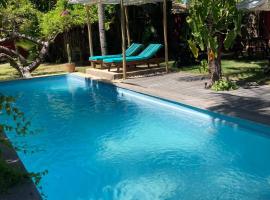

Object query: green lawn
[0,63,87,81]
[174,59,270,85]
[0,59,269,85]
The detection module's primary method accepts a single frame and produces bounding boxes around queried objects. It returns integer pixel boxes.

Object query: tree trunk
[208,34,224,86]
[85,5,94,57]
[0,52,31,77]
[98,3,107,55]
[0,29,53,78]
[21,68,32,78]
[208,48,222,86]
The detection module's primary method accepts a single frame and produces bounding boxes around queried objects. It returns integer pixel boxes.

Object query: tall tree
[0,0,98,77]
[0,30,54,77]
[40,0,97,37]
[0,0,52,77]
[98,3,107,55]
[40,0,98,59]
[86,5,94,57]
[187,0,242,86]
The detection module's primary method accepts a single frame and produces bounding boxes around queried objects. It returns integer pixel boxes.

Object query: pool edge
[69,73,270,133]
[1,72,270,132]
[0,132,42,200]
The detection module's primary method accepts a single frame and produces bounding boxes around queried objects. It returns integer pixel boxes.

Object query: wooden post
[163,0,169,73]
[85,5,94,57]
[125,6,131,47]
[120,0,127,79]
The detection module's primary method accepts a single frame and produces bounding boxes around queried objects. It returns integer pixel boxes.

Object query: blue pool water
[1,75,270,200]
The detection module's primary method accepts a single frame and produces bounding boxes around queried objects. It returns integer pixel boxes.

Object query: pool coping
[0,133,42,200]
[114,83,270,130]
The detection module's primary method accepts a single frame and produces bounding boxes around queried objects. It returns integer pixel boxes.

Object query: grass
[0,63,87,81]
[173,59,270,85]
[0,59,269,85]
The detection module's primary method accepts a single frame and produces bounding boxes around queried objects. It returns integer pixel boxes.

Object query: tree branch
[0,53,23,76]
[0,45,28,65]
[28,41,50,72]
[0,28,46,45]
[0,29,57,78]
[0,37,12,43]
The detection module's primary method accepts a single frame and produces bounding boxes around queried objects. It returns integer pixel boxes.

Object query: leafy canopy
[0,0,41,37]
[187,0,243,58]
[40,0,98,38]
[0,0,7,8]
[1,0,116,40]
[29,0,56,12]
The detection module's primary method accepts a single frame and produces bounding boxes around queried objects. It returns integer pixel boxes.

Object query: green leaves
[0,0,41,37]
[0,95,45,194]
[188,40,199,58]
[224,30,236,50]
[0,0,7,8]
[0,0,101,39]
[208,36,218,56]
[211,79,238,91]
[39,0,98,38]
[0,95,31,137]
[187,0,243,61]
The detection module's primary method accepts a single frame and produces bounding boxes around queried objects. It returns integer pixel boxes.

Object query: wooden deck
[115,72,270,126]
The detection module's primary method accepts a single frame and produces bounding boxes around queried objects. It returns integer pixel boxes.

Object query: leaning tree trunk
[98,3,107,55]
[0,29,54,78]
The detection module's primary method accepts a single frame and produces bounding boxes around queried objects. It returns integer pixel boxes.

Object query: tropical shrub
[211,79,238,91]
[187,0,243,86]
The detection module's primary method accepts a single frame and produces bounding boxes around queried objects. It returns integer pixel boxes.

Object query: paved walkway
[115,72,270,126]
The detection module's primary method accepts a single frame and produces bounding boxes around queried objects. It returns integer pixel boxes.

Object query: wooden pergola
[69,0,169,79]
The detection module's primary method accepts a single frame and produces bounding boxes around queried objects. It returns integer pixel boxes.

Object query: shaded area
[208,92,270,125]
[174,59,270,85]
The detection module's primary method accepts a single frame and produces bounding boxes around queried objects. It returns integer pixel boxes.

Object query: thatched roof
[237,0,270,11]
[172,2,187,14]
[69,0,164,5]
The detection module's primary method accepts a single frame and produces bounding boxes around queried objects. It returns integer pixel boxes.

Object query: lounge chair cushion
[89,43,143,61]
[103,43,163,63]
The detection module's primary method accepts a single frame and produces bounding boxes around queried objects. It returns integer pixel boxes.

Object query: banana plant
[0,0,7,7]
[187,0,243,85]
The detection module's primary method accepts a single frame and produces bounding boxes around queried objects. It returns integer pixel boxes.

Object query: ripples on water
[1,75,270,200]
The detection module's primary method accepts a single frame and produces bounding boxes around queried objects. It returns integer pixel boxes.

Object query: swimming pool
[1,74,270,200]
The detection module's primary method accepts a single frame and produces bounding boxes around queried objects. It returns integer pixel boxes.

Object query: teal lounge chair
[103,43,163,72]
[89,43,143,68]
